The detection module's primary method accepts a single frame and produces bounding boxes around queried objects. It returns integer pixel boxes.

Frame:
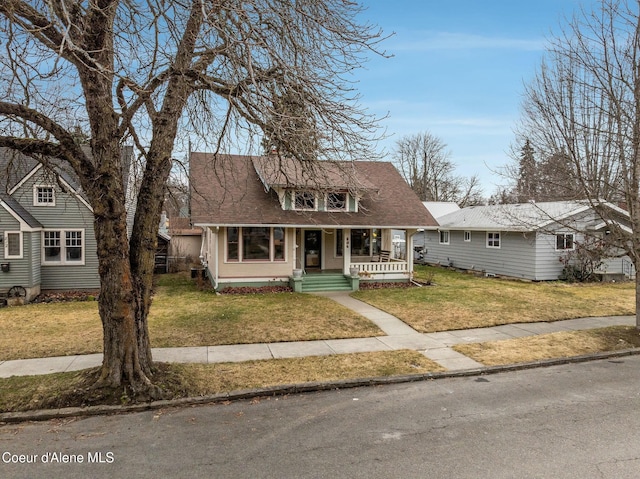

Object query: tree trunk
[93,200,154,391]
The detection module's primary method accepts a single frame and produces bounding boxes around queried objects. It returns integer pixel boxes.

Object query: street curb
[3,347,640,424]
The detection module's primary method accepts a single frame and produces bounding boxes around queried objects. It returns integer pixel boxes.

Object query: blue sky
[355,0,596,196]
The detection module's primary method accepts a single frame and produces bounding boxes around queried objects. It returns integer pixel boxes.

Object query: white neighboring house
[422,200,634,281]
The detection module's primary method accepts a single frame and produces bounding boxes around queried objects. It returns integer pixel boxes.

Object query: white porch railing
[350,261,408,274]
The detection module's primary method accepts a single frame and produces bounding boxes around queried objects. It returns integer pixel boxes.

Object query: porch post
[342,228,351,275]
[407,229,417,275]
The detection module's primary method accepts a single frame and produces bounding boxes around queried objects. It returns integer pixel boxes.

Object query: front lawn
[0,273,382,361]
[352,265,635,332]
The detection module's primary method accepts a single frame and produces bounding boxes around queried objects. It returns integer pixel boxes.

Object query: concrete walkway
[0,292,635,378]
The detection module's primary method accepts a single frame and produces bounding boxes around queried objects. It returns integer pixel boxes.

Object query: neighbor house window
[556,233,574,251]
[487,232,501,248]
[439,230,450,245]
[4,231,23,259]
[326,192,347,211]
[34,185,55,206]
[42,230,84,264]
[464,231,471,242]
[293,191,316,210]
[226,227,285,262]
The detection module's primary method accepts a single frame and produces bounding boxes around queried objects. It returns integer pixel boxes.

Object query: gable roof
[252,155,378,192]
[435,200,627,232]
[190,153,437,229]
[422,202,460,219]
[0,194,43,229]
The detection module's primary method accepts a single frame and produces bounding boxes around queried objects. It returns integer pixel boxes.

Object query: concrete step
[301,274,352,292]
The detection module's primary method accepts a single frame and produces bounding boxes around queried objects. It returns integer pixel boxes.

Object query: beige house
[190,153,438,291]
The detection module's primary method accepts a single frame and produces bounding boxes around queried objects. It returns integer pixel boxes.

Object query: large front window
[243,227,270,260]
[226,227,286,262]
[351,228,381,256]
[42,230,84,264]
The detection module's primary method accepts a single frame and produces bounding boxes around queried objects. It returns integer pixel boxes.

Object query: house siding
[424,230,537,280]
[11,170,100,290]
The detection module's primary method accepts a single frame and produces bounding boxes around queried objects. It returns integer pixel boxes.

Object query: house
[0,147,133,302]
[422,200,634,281]
[190,153,438,291]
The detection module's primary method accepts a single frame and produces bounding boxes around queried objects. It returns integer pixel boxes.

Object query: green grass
[352,265,635,332]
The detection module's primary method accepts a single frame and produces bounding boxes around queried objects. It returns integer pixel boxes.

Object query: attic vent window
[327,192,347,211]
[293,191,316,211]
[34,186,55,206]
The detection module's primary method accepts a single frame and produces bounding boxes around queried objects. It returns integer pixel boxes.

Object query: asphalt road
[2,356,640,478]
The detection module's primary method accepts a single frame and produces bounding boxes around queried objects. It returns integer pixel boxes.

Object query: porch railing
[350,260,408,274]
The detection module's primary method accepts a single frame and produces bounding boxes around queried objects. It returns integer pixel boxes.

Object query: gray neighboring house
[0,147,133,302]
[422,200,634,281]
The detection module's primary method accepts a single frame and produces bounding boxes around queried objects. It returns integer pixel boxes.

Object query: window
[34,186,55,206]
[293,191,316,210]
[336,229,343,257]
[42,230,84,264]
[43,231,61,262]
[464,231,471,242]
[227,227,239,261]
[556,233,574,251]
[243,227,270,260]
[273,227,285,260]
[65,231,83,261]
[4,232,22,259]
[226,227,285,262]
[439,230,450,245]
[326,192,347,211]
[350,228,381,256]
[487,232,501,248]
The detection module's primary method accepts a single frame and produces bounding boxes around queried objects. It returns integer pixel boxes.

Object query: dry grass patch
[149,274,382,347]
[0,302,102,361]
[353,265,635,332]
[0,351,443,413]
[453,326,640,366]
[0,273,382,361]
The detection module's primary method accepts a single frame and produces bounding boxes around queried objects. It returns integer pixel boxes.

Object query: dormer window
[293,191,316,211]
[326,192,347,211]
[34,185,55,206]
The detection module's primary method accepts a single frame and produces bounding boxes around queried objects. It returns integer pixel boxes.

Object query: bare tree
[393,131,484,206]
[0,0,385,395]
[518,0,640,326]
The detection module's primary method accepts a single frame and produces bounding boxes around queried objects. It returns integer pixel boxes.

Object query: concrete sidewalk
[0,291,635,378]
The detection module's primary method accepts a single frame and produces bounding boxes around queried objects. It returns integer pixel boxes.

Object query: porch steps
[301,273,353,292]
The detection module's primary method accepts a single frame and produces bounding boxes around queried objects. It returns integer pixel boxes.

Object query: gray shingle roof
[435,201,609,231]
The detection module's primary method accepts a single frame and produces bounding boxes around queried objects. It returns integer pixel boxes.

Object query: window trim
[486,231,501,249]
[326,191,348,212]
[555,233,575,251]
[464,231,471,242]
[4,231,23,259]
[41,229,85,265]
[225,227,286,263]
[292,190,317,211]
[33,185,56,207]
[439,230,450,245]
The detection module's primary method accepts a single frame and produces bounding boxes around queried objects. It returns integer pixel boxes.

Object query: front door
[304,230,322,270]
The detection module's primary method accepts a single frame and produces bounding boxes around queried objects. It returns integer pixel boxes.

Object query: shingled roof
[190,153,437,229]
